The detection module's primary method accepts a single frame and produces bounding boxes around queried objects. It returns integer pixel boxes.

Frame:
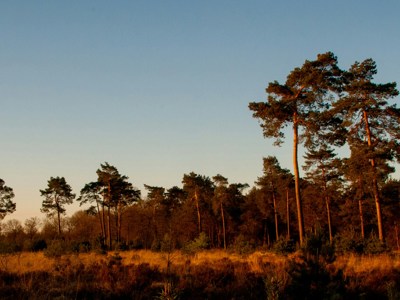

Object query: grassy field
[1,250,400,299]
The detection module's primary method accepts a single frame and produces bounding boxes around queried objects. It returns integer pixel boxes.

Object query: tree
[249,52,342,244]
[95,162,140,248]
[24,217,41,240]
[182,172,214,234]
[212,174,228,249]
[144,184,166,246]
[40,177,75,236]
[303,145,343,243]
[256,156,292,242]
[0,179,16,220]
[77,181,105,244]
[334,58,400,241]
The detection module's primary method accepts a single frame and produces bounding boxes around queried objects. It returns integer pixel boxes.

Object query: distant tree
[0,179,16,220]
[256,156,292,242]
[182,172,214,234]
[24,217,41,240]
[96,162,140,248]
[40,177,75,236]
[3,219,24,245]
[249,52,342,244]
[144,184,166,245]
[212,174,229,249]
[342,139,377,239]
[303,145,343,243]
[334,58,400,241]
[77,181,105,244]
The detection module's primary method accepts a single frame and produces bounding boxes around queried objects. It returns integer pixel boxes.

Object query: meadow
[0,249,400,299]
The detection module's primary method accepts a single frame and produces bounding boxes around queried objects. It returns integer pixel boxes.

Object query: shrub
[302,230,335,262]
[272,238,296,255]
[364,234,387,254]
[334,229,364,254]
[44,240,67,258]
[182,232,210,254]
[230,234,254,255]
[160,233,174,253]
[0,242,21,254]
[151,238,161,251]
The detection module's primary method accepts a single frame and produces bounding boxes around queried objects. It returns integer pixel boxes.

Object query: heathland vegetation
[0,52,400,298]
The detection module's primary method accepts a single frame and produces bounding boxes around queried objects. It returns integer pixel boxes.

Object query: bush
[160,233,174,253]
[302,230,335,262]
[183,232,210,254]
[44,240,67,258]
[0,242,21,254]
[272,238,296,255]
[335,230,387,255]
[334,229,364,254]
[230,234,254,255]
[23,239,47,252]
[364,234,387,254]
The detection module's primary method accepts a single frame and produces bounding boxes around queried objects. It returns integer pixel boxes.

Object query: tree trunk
[272,185,279,241]
[195,190,202,234]
[107,205,112,249]
[286,188,290,240]
[117,202,122,244]
[96,200,105,244]
[363,110,384,241]
[358,177,365,239]
[102,204,107,246]
[220,201,226,250]
[325,195,333,244]
[57,210,61,236]
[293,113,305,245]
[322,168,333,244]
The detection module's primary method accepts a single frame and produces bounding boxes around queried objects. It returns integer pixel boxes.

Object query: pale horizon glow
[1,1,399,223]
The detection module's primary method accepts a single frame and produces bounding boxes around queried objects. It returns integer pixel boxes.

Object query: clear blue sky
[1,1,399,222]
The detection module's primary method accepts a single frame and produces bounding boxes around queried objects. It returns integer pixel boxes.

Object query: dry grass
[0,249,288,274]
[1,250,400,298]
[333,253,400,276]
[3,249,400,277]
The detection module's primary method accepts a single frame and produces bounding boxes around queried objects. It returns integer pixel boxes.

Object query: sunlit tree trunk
[220,201,226,250]
[293,113,305,245]
[56,200,62,236]
[358,176,365,239]
[321,168,333,244]
[107,205,112,249]
[286,188,290,240]
[194,190,202,234]
[272,184,279,240]
[363,110,384,241]
[96,200,105,243]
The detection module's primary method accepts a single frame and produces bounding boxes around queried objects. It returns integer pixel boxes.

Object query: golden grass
[333,253,400,277]
[2,250,400,278]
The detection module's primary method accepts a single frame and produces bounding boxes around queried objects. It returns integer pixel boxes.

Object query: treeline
[0,52,400,254]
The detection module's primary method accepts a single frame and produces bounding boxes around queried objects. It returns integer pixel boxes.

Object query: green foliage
[230,234,254,255]
[183,232,210,254]
[0,179,16,220]
[334,229,364,254]
[158,282,181,300]
[363,233,387,254]
[301,230,335,262]
[335,230,387,255]
[272,238,296,255]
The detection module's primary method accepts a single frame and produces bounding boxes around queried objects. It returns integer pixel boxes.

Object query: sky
[1,0,399,223]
